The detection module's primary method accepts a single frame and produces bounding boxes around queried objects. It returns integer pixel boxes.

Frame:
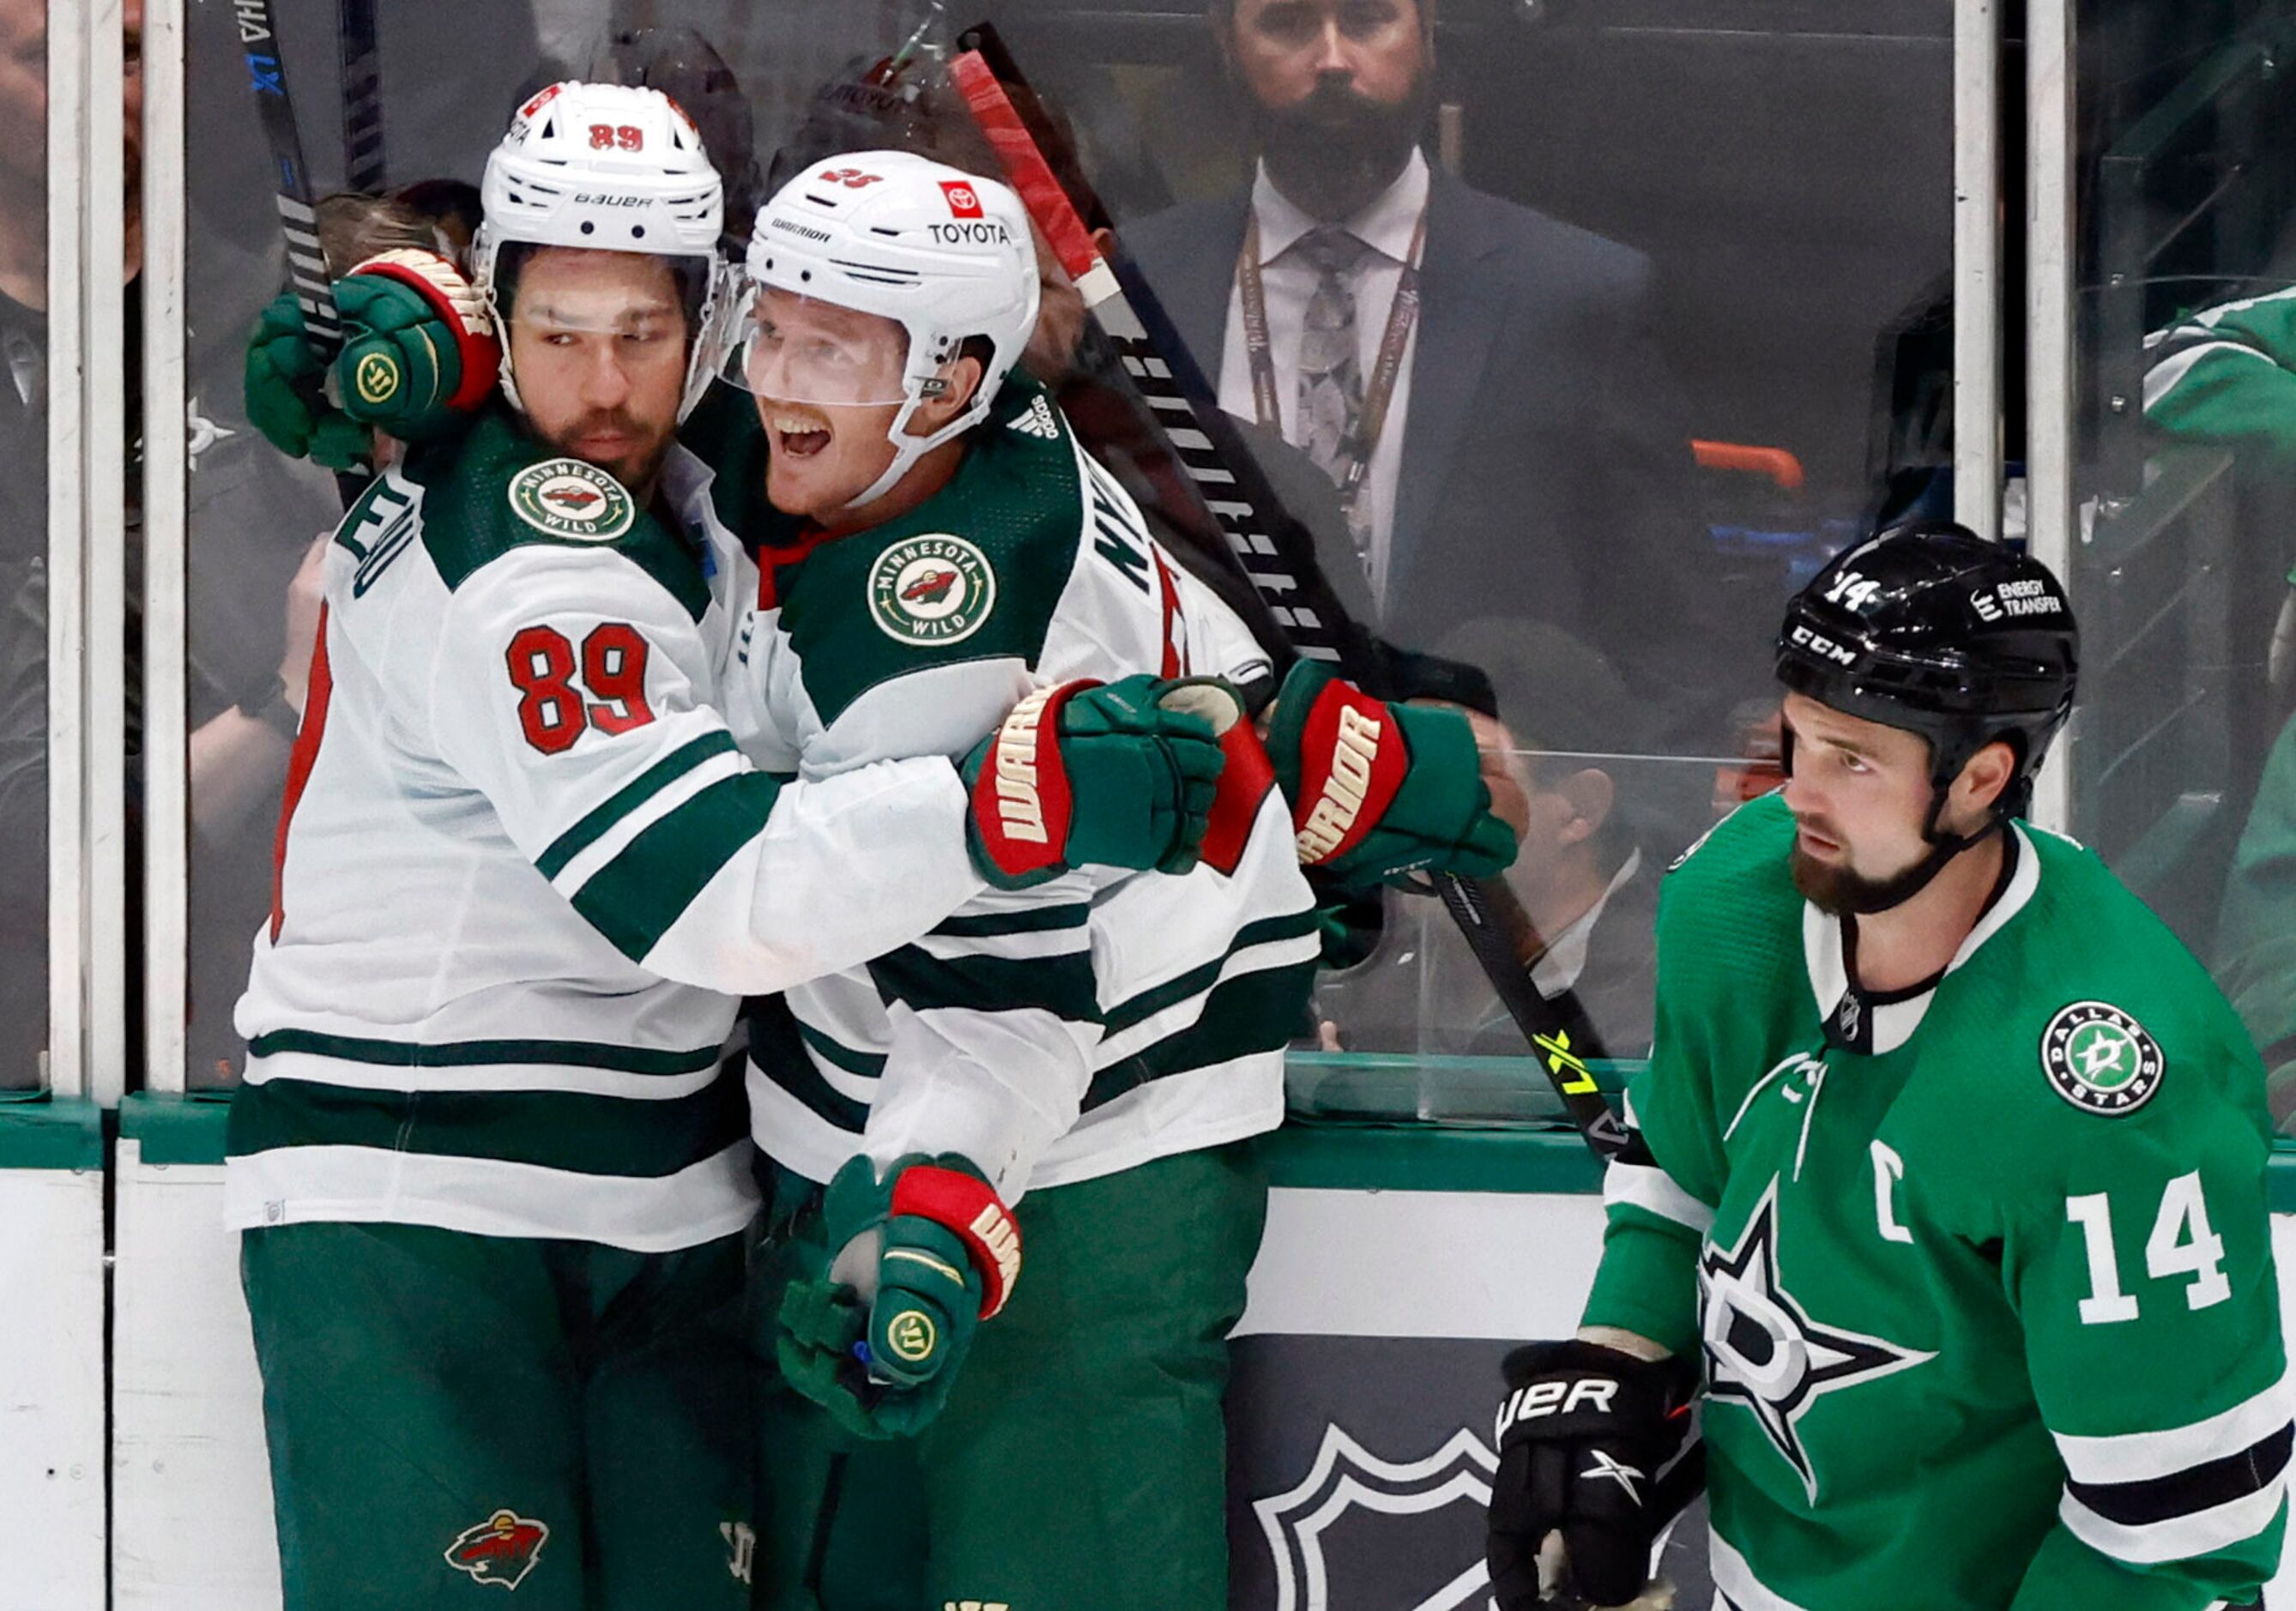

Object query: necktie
[1292,225,1372,562]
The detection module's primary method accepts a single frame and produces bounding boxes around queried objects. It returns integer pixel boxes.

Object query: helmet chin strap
[1834,816,1999,914]
[1834,770,2003,915]
[1780,724,2005,915]
[841,371,989,510]
[843,390,938,510]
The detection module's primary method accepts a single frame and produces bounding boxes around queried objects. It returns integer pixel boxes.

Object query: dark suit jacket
[1126,166,1744,742]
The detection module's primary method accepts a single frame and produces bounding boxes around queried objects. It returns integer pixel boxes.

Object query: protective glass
[717,290,914,407]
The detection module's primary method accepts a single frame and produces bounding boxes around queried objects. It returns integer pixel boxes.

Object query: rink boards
[5,1098,2296,1609]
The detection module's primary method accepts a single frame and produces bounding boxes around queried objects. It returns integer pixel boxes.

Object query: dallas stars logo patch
[444,1509,549,1590]
[869,534,996,646]
[506,459,634,542]
[2041,1000,2166,1116]
[1700,1176,1935,1502]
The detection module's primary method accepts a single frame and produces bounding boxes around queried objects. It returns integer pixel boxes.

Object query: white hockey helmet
[737,150,1041,507]
[473,80,731,420]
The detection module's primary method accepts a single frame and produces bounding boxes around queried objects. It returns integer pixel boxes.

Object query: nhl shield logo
[2041,1000,2166,1116]
[1253,1424,1498,1611]
[444,1509,550,1590]
[507,458,635,542]
[869,534,997,646]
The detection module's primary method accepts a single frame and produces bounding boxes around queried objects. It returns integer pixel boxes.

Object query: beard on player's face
[533,404,673,493]
[1791,841,1920,915]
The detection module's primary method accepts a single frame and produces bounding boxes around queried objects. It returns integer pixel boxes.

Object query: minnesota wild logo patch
[869,534,996,646]
[507,459,634,542]
[2041,1000,2166,1116]
[444,1508,549,1590]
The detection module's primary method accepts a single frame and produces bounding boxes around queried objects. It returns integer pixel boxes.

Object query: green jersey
[1585,793,2288,1611]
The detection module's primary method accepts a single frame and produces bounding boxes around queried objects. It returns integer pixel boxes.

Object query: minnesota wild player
[241,128,1514,1608]
[1487,524,2288,1611]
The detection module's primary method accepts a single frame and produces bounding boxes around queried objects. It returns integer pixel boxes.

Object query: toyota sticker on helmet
[940,179,983,219]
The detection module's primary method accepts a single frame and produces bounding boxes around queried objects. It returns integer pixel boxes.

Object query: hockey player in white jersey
[710,153,1517,1611]
[227,87,1232,1610]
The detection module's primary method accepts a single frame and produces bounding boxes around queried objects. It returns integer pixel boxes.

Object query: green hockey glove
[243,250,500,469]
[327,249,501,442]
[1265,660,1519,886]
[962,674,1233,890]
[776,1153,1021,1440]
[244,294,375,472]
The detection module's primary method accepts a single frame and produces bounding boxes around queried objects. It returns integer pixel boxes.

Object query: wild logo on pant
[444,1509,549,1590]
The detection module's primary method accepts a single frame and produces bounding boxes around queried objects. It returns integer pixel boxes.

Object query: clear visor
[507,287,690,348]
[718,288,920,407]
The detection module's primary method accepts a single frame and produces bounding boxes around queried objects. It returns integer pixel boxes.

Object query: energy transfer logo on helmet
[869,534,997,646]
[508,459,635,541]
[2041,1000,2166,1116]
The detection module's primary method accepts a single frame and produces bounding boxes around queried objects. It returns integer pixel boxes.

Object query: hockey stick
[337,0,386,196]
[949,33,1628,1157]
[236,0,368,504]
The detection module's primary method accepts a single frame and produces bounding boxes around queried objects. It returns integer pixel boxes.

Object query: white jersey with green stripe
[227,408,996,1252]
[721,373,1320,1198]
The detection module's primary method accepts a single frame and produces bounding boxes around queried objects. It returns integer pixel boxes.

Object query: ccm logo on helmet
[939,179,984,219]
[927,220,1013,247]
[1495,1377,1620,1441]
[1788,623,1860,667]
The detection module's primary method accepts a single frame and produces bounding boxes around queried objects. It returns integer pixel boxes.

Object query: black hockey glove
[1487,1339,1701,1610]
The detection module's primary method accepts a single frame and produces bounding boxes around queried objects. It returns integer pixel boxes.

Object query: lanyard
[1237,208,1426,510]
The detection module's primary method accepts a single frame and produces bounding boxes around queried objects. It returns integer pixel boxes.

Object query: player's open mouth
[772,413,832,459]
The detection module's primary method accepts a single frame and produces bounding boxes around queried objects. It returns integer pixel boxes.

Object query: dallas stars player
[1486,525,2289,1611]
[707,152,1513,1611]
[230,87,1228,1609]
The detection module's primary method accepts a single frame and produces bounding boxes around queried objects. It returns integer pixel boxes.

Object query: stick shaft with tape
[949,36,1624,1156]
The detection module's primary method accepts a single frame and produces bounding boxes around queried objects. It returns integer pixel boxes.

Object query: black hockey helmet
[1776,522,2078,827]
